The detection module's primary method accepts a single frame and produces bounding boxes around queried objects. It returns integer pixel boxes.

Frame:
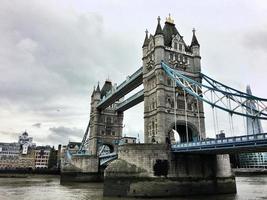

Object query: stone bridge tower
[88,81,124,155]
[142,16,205,144]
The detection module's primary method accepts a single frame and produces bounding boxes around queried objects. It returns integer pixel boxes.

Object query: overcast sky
[1,0,267,146]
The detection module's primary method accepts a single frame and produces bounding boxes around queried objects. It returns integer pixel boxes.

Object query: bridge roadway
[97,67,143,110]
[115,89,144,112]
[171,133,267,154]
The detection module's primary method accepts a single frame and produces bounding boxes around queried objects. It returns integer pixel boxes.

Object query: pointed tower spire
[190,28,200,47]
[155,16,163,35]
[96,82,101,93]
[91,85,96,97]
[142,29,149,48]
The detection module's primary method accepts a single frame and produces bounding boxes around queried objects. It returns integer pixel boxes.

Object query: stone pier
[103,144,236,197]
[60,155,103,183]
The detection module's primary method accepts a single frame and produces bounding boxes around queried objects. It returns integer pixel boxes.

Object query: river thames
[0,175,266,200]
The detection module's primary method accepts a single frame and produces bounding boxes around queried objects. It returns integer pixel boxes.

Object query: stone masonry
[142,16,205,144]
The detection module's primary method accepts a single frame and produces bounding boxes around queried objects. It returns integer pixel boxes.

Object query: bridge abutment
[60,155,103,183]
[103,144,236,197]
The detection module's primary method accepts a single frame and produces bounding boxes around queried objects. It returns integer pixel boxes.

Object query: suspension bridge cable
[184,89,189,144]
[211,91,217,138]
[227,96,234,137]
[196,86,202,141]
[215,105,219,137]
[173,79,177,133]
[241,106,247,135]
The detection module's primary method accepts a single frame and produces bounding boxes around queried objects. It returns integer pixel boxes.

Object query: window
[174,42,178,50]
[170,53,173,60]
[167,78,171,86]
[179,44,183,51]
[107,117,111,124]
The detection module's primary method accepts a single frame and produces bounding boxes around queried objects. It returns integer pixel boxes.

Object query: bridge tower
[142,15,205,144]
[88,80,124,155]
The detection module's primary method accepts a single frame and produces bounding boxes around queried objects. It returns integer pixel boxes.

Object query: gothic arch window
[174,42,178,50]
[179,43,183,51]
[167,78,171,86]
[106,117,111,124]
[169,53,173,60]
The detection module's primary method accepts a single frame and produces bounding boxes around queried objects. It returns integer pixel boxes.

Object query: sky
[1,0,267,146]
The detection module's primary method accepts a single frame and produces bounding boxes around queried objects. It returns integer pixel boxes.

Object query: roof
[101,80,112,99]
[96,83,101,93]
[155,16,163,35]
[142,30,149,48]
[35,145,51,150]
[162,21,180,47]
[22,131,28,136]
[190,29,200,47]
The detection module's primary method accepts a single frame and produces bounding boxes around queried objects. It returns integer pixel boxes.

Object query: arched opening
[169,122,199,143]
[98,143,114,156]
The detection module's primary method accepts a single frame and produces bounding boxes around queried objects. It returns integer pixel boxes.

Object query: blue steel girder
[99,152,118,166]
[115,89,144,112]
[97,67,143,110]
[161,62,267,120]
[171,133,267,154]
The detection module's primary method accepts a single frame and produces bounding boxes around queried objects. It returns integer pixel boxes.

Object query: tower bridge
[61,15,267,197]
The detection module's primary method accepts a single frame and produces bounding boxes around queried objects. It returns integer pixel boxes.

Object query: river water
[0,175,266,200]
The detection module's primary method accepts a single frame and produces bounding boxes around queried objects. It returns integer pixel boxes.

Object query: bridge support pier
[103,144,236,197]
[60,155,103,183]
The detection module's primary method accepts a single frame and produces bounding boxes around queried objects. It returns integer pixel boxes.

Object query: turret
[154,16,164,63]
[94,82,101,101]
[142,29,149,58]
[190,28,201,72]
[190,28,200,56]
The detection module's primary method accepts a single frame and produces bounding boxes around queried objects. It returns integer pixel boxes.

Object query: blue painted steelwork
[78,120,90,154]
[99,152,118,166]
[116,89,144,112]
[161,62,267,120]
[171,133,267,153]
[97,66,143,109]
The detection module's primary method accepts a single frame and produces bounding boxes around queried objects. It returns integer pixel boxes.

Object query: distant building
[0,143,20,169]
[67,142,81,154]
[216,130,226,139]
[238,86,266,169]
[120,136,137,144]
[35,146,51,169]
[0,132,35,170]
[18,131,35,155]
[239,153,267,168]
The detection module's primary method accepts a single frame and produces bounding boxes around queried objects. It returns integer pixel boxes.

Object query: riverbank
[0,174,59,178]
[0,169,60,178]
[233,168,267,175]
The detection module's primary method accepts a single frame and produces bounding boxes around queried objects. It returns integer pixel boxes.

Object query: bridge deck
[97,67,143,110]
[171,133,267,154]
[116,89,144,112]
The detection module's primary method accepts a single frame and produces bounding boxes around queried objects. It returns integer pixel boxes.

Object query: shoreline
[0,173,60,178]
[233,168,267,176]
[0,170,60,178]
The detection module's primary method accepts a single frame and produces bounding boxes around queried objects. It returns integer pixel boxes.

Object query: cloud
[0,0,139,145]
[242,29,267,51]
[0,0,138,112]
[47,126,84,144]
[32,123,41,128]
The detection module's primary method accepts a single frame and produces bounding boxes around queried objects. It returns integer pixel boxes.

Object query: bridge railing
[97,66,143,106]
[172,133,267,149]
